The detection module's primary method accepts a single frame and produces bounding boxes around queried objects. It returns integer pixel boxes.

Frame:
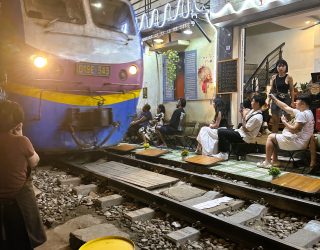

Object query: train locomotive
[0,0,143,153]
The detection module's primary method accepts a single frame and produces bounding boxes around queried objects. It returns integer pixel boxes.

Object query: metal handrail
[244,42,285,92]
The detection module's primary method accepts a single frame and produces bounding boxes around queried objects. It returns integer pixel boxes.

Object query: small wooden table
[185,155,223,166]
[109,144,136,152]
[271,172,320,194]
[136,148,169,157]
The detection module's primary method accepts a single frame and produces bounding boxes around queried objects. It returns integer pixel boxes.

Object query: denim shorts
[271,95,291,116]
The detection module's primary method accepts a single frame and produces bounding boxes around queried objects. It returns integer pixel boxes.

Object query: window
[24,0,86,24]
[89,0,136,35]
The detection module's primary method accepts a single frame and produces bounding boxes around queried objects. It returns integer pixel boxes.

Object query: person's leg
[271,101,280,133]
[309,135,317,167]
[156,126,167,147]
[271,114,280,133]
[217,129,244,153]
[257,133,278,168]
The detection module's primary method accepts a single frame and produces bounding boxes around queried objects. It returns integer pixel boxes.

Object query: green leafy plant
[163,49,180,87]
[298,82,309,93]
[181,149,189,157]
[143,143,150,149]
[268,167,281,178]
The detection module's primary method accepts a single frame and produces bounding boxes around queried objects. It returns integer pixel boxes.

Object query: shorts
[271,95,291,116]
[159,125,177,135]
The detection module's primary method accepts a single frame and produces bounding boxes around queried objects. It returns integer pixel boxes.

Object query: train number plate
[76,63,110,77]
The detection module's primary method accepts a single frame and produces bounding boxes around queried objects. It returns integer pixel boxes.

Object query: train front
[0,0,143,153]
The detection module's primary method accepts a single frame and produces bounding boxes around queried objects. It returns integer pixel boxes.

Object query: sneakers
[257,161,272,169]
[262,128,272,135]
[212,152,228,161]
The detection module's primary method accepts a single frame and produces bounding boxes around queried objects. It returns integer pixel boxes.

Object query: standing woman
[269,59,294,133]
[0,100,46,250]
[196,97,228,155]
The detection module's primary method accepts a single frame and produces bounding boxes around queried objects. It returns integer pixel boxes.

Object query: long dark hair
[158,104,165,114]
[213,97,226,121]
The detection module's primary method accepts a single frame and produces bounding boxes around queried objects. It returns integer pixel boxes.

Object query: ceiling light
[305,21,311,24]
[183,29,193,35]
[153,38,164,44]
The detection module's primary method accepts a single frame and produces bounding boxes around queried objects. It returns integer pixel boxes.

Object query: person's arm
[281,115,304,134]
[28,151,40,168]
[210,111,221,128]
[269,94,295,116]
[287,75,295,107]
[266,75,277,105]
[240,109,251,132]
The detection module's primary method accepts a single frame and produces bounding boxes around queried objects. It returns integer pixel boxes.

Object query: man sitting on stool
[257,93,315,169]
[212,95,265,160]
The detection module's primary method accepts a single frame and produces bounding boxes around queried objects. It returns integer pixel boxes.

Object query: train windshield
[24,0,86,24]
[89,0,136,35]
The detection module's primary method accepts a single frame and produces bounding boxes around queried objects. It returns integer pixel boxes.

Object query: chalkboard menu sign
[217,59,238,93]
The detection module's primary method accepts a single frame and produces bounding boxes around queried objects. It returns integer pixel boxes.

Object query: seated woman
[156,98,186,147]
[196,97,228,156]
[258,93,315,169]
[126,103,152,142]
[139,104,166,144]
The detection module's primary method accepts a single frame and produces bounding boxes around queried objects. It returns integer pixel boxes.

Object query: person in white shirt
[212,95,265,160]
[258,93,315,169]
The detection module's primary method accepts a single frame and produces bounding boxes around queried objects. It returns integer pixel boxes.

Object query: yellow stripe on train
[5,83,141,106]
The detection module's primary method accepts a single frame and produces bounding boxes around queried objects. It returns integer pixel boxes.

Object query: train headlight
[128,65,138,75]
[33,56,47,68]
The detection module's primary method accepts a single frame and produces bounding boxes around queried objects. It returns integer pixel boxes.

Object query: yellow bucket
[79,236,135,250]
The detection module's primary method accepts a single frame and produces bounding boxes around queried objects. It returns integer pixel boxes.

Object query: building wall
[138,22,218,125]
[246,27,317,84]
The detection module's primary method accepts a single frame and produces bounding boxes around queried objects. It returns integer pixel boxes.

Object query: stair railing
[244,42,285,94]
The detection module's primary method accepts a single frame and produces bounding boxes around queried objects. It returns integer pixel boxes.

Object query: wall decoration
[198,66,212,94]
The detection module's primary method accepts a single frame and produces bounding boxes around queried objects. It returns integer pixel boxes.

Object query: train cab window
[89,0,136,36]
[24,0,86,25]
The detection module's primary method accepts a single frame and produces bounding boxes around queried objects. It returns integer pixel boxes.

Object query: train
[0,0,143,153]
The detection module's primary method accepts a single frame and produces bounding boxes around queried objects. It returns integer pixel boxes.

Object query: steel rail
[102,151,320,217]
[59,156,304,250]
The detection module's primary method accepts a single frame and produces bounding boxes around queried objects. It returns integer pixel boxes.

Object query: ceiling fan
[301,15,320,30]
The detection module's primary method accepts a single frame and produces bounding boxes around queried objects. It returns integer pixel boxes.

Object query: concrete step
[70,223,130,250]
[246,153,301,167]
[36,215,104,250]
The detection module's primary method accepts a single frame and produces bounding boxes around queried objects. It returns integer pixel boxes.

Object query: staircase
[243,42,285,94]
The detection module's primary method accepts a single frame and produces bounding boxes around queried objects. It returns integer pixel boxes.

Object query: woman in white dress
[196,97,228,156]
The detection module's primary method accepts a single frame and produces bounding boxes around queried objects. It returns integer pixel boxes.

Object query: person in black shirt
[156,98,186,147]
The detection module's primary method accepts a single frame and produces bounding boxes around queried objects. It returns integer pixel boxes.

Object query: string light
[138,0,207,31]
[138,0,287,31]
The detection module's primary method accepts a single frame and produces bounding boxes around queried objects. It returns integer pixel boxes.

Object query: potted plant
[181,149,189,160]
[163,49,180,88]
[143,142,150,150]
[268,167,281,178]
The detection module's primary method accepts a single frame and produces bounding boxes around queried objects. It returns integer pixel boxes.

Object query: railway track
[48,150,320,249]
